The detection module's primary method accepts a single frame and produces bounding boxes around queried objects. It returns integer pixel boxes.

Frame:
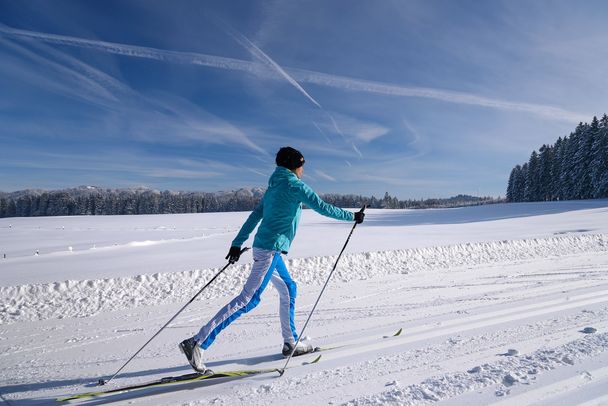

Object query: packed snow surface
[1,200,608,405]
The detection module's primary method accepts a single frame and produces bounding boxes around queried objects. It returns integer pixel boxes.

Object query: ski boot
[179,337,209,374]
[282,340,316,357]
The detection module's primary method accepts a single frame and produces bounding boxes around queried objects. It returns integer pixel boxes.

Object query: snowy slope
[1,200,608,405]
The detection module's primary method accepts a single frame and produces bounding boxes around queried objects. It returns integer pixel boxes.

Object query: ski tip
[383,328,403,338]
[302,353,322,366]
[309,354,322,364]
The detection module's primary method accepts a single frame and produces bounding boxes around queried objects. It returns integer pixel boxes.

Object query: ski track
[168,282,608,405]
[489,363,608,406]
[1,231,608,404]
[1,234,606,325]
[344,332,608,406]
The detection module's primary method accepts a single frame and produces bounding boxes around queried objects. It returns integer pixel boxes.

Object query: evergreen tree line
[507,115,608,202]
[0,187,499,218]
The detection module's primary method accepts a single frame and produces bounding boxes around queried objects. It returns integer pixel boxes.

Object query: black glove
[225,246,242,263]
[354,211,365,224]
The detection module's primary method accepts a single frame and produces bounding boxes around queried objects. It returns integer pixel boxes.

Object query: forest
[0,187,497,218]
[507,115,608,202]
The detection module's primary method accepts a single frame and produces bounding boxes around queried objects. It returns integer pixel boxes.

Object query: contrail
[314,169,337,182]
[328,115,345,140]
[350,143,363,158]
[0,22,587,123]
[217,23,360,157]
[326,113,362,156]
[0,22,257,74]
[312,121,332,144]
[224,25,323,109]
[0,31,266,155]
[289,68,588,123]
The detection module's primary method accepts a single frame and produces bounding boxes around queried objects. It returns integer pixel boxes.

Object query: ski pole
[277,206,366,376]
[98,247,249,386]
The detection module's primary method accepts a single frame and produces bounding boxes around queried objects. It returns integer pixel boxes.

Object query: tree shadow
[363,200,608,227]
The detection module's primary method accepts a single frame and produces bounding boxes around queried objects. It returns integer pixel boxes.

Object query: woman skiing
[179,146,364,372]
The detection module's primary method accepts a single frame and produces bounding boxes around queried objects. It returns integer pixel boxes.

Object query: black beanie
[276,146,305,170]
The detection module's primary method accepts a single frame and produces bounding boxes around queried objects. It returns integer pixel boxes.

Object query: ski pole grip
[240,247,250,255]
[359,204,367,213]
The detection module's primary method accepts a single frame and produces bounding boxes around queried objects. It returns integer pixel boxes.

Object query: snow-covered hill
[1,200,608,405]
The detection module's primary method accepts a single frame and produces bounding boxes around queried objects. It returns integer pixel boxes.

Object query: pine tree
[16,196,32,217]
[6,199,17,217]
[550,137,564,200]
[506,114,608,202]
[538,145,553,201]
[559,133,578,200]
[524,152,540,201]
[572,120,595,198]
[0,197,7,217]
[520,163,529,201]
[590,115,608,197]
[507,166,520,202]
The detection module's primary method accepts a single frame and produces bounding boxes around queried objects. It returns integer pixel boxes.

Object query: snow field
[2,202,608,405]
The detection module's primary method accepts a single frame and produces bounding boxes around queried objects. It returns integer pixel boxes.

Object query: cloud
[356,126,389,143]
[245,167,269,178]
[314,169,337,182]
[312,114,386,158]
[0,37,125,109]
[0,23,588,123]
[143,168,220,179]
[398,118,429,160]
[0,148,225,180]
[0,33,266,155]
[325,114,389,143]
[128,93,268,155]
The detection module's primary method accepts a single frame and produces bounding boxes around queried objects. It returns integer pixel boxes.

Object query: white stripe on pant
[194,248,298,349]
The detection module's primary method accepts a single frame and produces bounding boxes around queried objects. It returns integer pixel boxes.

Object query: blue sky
[0,0,606,199]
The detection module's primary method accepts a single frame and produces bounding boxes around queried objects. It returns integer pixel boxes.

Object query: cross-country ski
[57,369,276,402]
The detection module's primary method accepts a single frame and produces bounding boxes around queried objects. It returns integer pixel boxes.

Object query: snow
[1,199,608,405]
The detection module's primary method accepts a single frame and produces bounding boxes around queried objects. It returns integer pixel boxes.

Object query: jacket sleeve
[231,200,264,247]
[297,182,354,221]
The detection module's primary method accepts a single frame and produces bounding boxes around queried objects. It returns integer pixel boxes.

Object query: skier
[179,146,365,373]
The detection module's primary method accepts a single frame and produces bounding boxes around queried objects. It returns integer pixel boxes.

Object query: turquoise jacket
[232,167,354,253]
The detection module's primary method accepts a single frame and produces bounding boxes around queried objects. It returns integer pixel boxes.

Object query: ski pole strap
[278,205,366,376]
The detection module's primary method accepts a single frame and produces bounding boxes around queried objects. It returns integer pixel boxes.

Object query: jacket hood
[269,166,298,188]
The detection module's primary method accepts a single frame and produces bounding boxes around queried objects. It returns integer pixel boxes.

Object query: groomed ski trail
[1,234,608,405]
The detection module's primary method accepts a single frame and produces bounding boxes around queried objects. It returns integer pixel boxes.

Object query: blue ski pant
[194,248,298,349]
